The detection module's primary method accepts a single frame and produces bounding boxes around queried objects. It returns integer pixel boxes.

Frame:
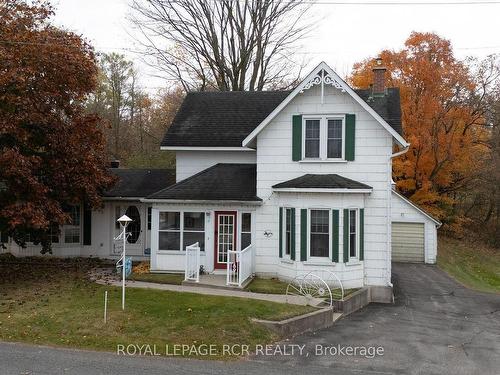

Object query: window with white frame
[63,205,81,244]
[303,116,344,160]
[284,208,293,256]
[158,211,205,251]
[241,213,252,249]
[349,209,358,258]
[183,212,205,250]
[309,209,329,257]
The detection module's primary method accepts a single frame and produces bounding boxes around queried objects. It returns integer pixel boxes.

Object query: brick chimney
[372,57,387,95]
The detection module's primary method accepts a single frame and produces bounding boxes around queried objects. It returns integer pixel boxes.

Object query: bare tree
[129,0,313,92]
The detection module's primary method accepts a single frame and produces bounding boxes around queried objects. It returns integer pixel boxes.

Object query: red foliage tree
[0,1,115,252]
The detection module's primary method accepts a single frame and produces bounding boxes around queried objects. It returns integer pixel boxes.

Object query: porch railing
[184,242,200,282]
[226,244,254,287]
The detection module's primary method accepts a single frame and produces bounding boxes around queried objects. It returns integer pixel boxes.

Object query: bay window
[309,209,329,258]
[349,209,358,258]
[284,208,292,256]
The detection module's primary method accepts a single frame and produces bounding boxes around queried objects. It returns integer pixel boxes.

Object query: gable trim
[242,61,409,148]
[392,190,442,227]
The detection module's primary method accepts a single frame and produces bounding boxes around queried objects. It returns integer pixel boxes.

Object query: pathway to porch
[94,278,312,306]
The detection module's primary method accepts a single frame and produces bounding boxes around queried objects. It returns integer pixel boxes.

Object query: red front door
[214,211,237,269]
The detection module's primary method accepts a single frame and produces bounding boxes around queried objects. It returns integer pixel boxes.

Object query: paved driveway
[255,263,500,374]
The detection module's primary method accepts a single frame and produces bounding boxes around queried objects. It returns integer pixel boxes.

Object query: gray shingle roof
[272,174,372,190]
[355,88,403,136]
[104,169,176,198]
[146,164,261,202]
[161,88,402,148]
[161,91,290,148]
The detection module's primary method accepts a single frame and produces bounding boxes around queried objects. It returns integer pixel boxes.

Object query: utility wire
[212,0,500,5]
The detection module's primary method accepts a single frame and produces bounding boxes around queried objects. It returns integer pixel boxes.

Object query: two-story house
[1,61,440,301]
[143,61,440,299]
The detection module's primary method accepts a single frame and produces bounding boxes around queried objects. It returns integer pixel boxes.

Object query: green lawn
[438,236,500,294]
[245,278,289,294]
[245,277,358,300]
[130,272,184,285]
[0,257,312,359]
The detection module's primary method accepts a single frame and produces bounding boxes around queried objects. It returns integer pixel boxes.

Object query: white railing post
[184,242,200,282]
[226,244,254,287]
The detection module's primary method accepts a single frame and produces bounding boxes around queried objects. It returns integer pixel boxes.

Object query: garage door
[392,222,425,263]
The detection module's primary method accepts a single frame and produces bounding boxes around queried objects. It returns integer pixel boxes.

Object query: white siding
[255,84,393,287]
[391,191,438,264]
[5,201,151,261]
[175,150,256,182]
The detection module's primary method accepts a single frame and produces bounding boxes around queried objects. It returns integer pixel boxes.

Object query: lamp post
[117,214,132,310]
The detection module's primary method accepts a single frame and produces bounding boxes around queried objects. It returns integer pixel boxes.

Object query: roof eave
[273,188,372,194]
[140,198,262,205]
[160,146,256,152]
[392,190,442,227]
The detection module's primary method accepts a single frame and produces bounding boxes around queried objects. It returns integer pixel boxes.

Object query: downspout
[386,145,410,287]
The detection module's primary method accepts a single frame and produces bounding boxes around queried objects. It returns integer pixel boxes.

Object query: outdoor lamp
[117,214,132,227]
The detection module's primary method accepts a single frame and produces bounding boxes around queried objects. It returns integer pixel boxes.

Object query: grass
[245,278,289,294]
[245,277,359,300]
[0,257,313,359]
[129,272,184,285]
[438,236,500,294]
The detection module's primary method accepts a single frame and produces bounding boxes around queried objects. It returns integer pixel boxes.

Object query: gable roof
[161,91,290,148]
[145,164,261,202]
[392,190,442,227]
[356,88,402,136]
[104,169,175,198]
[243,61,409,148]
[161,62,407,149]
[272,174,372,193]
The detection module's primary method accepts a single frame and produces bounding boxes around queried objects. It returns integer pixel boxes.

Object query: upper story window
[303,116,345,160]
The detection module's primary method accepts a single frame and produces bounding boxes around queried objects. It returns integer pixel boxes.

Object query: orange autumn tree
[350,32,488,229]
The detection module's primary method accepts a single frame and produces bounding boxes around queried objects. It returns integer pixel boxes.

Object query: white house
[144,61,440,298]
[1,61,440,300]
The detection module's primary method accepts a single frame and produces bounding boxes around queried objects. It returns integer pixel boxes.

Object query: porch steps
[182,274,253,290]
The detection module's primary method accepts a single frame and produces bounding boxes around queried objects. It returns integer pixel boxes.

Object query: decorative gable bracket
[300,69,346,103]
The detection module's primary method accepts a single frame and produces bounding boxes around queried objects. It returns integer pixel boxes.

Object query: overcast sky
[52,0,500,92]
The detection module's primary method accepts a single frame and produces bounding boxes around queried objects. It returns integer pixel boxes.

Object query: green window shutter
[359,208,365,261]
[332,210,340,262]
[292,115,302,161]
[83,205,92,246]
[300,209,307,261]
[279,207,283,258]
[290,208,296,261]
[345,114,356,161]
[343,209,349,263]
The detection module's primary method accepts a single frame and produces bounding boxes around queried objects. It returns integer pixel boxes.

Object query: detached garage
[391,190,441,264]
